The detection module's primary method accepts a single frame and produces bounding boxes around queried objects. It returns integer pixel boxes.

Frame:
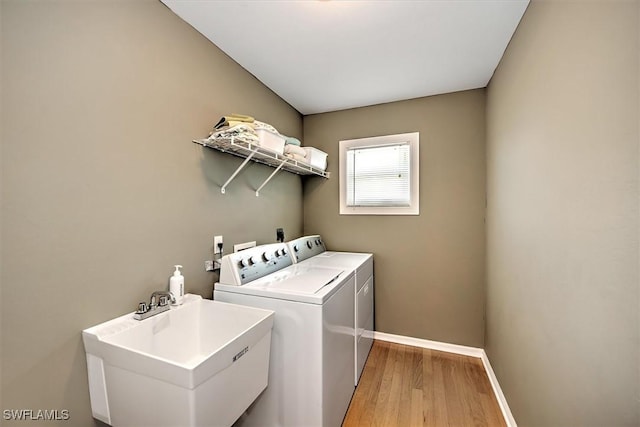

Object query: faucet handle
[158,295,169,307]
[136,302,148,314]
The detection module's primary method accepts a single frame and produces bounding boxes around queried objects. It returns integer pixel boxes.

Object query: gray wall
[485,1,639,426]
[303,90,486,347]
[1,1,303,425]
[4,1,639,426]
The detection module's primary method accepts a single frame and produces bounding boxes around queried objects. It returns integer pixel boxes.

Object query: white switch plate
[234,241,256,252]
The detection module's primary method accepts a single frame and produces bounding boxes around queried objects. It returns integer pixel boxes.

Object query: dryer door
[322,275,356,427]
[356,275,374,384]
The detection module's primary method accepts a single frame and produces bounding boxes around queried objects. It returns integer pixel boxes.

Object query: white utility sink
[82,294,274,427]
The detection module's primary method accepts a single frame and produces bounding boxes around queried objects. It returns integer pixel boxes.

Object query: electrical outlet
[276,228,284,242]
[214,235,223,254]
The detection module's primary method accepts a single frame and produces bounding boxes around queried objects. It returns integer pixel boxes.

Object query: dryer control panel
[286,235,326,263]
[218,243,293,286]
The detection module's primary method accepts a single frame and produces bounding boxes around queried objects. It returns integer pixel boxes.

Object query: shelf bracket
[255,159,288,196]
[221,150,257,194]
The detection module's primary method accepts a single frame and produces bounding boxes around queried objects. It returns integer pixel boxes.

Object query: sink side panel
[95,332,271,427]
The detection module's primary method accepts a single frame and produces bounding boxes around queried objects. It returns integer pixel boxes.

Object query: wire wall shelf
[193,136,329,196]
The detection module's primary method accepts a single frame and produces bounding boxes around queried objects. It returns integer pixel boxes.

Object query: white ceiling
[161,0,529,115]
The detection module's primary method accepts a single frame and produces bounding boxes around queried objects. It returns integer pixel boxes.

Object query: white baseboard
[480,350,517,427]
[372,331,517,427]
[372,331,484,358]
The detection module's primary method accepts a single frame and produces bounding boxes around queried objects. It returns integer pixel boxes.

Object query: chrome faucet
[134,290,176,320]
[150,291,176,308]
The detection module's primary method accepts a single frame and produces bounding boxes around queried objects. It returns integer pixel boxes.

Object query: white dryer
[214,243,355,427]
[287,235,374,386]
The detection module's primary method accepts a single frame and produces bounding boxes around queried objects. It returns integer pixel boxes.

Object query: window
[339,132,419,215]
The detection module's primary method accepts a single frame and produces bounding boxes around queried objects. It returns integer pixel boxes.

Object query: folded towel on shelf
[284,153,308,163]
[214,114,255,129]
[283,144,307,157]
[284,137,301,146]
[209,123,256,136]
[230,113,254,122]
[225,120,256,129]
[208,123,259,143]
[209,116,286,149]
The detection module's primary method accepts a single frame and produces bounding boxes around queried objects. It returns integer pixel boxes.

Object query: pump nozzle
[173,265,183,276]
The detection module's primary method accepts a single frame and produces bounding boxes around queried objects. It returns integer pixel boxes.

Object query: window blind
[346,143,411,207]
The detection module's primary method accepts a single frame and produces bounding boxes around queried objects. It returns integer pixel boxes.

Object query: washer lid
[298,252,371,270]
[265,270,343,295]
[215,264,353,304]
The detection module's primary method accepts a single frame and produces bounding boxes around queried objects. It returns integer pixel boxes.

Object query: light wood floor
[343,340,506,427]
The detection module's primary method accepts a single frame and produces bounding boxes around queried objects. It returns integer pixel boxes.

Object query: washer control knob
[249,255,259,265]
[282,248,288,255]
[306,241,313,249]
[262,252,272,262]
[239,258,249,268]
[293,245,299,252]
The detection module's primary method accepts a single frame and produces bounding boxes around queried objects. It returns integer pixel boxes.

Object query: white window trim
[339,132,419,215]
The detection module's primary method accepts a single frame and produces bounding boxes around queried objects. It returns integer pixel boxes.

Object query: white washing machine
[214,243,355,427]
[286,235,374,386]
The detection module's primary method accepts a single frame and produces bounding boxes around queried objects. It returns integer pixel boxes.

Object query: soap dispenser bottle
[169,265,184,305]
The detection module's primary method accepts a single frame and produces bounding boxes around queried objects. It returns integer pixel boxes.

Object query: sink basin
[82,294,274,427]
